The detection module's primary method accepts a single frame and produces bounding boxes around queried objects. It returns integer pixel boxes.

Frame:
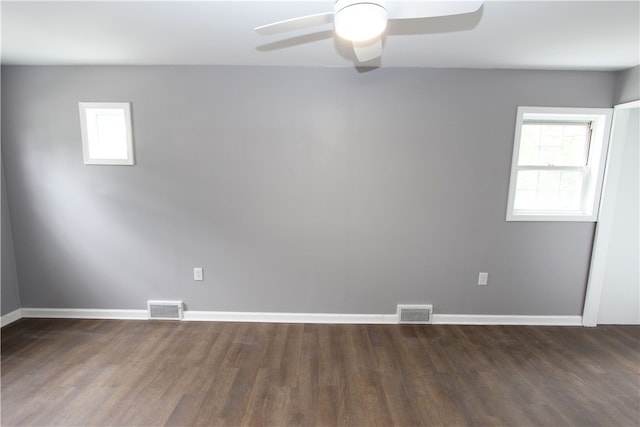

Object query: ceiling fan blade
[387,1,483,20]
[255,12,334,35]
[353,38,383,62]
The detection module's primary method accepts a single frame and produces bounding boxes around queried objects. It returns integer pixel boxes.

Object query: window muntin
[506,107,612,222]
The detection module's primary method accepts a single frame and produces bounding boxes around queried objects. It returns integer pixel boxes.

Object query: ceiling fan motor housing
[334,0,388,42]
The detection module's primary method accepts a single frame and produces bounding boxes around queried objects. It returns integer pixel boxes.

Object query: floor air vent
[397,305,433,324]
[147,300,183,320]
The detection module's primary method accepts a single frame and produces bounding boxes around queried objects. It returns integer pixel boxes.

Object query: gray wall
[616,65,640,104]
[2,66,617,315]
[1,164,21,315]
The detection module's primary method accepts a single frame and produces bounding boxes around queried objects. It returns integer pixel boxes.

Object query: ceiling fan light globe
[334,3,387,42]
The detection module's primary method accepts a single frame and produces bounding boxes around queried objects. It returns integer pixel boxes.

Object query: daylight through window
[506,107,612,221]
[79,102,134,165]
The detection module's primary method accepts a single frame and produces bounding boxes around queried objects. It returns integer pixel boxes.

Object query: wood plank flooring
[2,318,639,426]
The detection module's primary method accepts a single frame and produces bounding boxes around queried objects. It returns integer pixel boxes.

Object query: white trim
[614,100,640,110]
[20,308,148,320]
[583,99,639,326]
[1,308,23,327]
[12,308,583,326]
[432,314,583,326]
[183,311,397,324]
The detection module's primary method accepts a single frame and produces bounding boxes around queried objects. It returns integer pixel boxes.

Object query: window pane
[513,169,583,211]
[559,170,582,190]
[514,189,536,210]
[518,123,590,167]
[557,190,581,210]
[516,170,538,190]
[86,108,129,160]
[79,102,134,166]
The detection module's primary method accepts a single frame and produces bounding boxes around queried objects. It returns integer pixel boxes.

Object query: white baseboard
[6,308,584,326]
[183,311,397,324]
[20,308,148,320]
[1,308,23,327]
[432,314,583,326]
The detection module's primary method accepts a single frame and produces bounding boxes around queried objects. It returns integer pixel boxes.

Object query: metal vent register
[397,305,433,324]
[147,300,184,320]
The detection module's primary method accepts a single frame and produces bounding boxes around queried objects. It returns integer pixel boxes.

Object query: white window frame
[506,106,613,222]
[79,102,134,165]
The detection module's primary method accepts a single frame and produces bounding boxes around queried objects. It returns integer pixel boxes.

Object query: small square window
[79,102,134,165]
[506,107,613,221]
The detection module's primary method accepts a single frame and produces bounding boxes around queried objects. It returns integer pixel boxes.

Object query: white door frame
[582,100,640,326]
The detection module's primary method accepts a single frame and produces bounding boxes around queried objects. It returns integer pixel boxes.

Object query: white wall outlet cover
[194,267,204,281]
[478,272,488,285]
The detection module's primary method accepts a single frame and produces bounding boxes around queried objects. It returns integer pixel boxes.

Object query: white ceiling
[2,0,639,70]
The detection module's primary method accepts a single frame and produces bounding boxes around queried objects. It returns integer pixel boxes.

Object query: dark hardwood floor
[1,318,639,426]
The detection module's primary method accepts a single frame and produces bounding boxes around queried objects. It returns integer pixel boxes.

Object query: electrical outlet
[478,272,488,286]
[194,267,203,281]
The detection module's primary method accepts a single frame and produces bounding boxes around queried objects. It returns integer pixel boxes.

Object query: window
[506,107,612,221]
[79,102,134,165]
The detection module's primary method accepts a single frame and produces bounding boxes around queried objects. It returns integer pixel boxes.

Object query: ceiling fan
[255,0,484,63]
